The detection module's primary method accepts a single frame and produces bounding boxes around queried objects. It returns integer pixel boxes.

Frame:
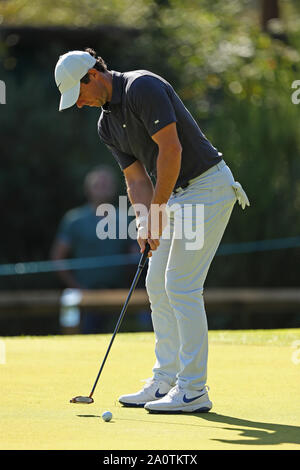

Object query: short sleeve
[55,213,74,245]
[106,144,137,171]
[128,76,177,137]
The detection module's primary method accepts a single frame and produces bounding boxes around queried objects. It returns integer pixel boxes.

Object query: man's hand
[136,215,149,255]
[136,204,168,257]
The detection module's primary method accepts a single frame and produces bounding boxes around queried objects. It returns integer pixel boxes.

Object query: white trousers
[145,160,244,391]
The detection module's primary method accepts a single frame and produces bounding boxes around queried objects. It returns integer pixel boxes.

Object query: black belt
[172,160,225,195]
[173,181,190,194]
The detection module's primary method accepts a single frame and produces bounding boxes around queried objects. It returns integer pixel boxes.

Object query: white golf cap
[54,51,97,111]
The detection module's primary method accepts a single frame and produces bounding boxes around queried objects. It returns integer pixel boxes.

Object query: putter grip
[139,242,151,269]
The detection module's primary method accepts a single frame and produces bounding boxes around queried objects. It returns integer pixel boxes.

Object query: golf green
[1,329,299,450]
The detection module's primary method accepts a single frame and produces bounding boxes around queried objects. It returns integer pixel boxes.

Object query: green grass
[0,329,300,450]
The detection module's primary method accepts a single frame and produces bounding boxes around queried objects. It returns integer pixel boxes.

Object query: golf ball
[102,411,112,422]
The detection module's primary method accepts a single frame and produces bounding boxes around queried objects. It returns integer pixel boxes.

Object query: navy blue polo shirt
[98,70,222,189]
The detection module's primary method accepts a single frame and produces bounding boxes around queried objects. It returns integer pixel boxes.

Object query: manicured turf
[0,329,300,450]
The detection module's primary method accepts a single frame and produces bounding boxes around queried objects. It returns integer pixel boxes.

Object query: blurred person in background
[51,164,134,334]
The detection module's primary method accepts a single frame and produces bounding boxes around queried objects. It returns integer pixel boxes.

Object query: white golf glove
[232,182,250,210]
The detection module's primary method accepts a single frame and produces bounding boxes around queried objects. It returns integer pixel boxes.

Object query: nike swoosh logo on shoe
[183,392,206,403]
[155,389,167,398]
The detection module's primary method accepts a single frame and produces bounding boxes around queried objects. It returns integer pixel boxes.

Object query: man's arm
[124,122,182,255]
[146,121,182,251]
[123,160,155,255]
[151,122,182,205]
[123,160,154,214]
[50,239,82,288]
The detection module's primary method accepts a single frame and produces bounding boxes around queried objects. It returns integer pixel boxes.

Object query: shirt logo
[154,120,160,124]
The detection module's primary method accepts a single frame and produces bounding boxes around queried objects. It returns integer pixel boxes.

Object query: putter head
[70,396,94,404]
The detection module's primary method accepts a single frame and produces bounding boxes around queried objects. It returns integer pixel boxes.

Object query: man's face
[86,170,117,205]
[76,69,109,108]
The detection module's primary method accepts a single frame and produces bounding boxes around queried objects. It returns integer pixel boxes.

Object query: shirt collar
[102,70,123,112]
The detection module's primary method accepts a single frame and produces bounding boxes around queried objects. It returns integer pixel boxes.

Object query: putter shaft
[70,243,150,404]
[89,243,150,399]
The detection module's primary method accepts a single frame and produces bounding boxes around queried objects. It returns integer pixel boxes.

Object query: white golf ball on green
[102,411,112,422]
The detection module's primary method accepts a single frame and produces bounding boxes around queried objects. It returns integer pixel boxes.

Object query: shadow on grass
[193,413,300,447]
[78,415,101,418]
[77,413,300,447]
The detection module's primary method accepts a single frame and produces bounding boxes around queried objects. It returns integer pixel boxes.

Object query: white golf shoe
[118,378,173,407]
[144,385,212,413]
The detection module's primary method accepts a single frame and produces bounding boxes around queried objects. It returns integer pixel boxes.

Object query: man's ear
[88,68,99,79]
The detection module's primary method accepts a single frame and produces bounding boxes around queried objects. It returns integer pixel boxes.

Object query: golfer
[55,49,249,413]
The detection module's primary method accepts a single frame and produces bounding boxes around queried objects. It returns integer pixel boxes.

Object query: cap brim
[59,82,80,111]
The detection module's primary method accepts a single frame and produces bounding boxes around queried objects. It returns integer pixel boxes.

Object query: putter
[70,242,151,404]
